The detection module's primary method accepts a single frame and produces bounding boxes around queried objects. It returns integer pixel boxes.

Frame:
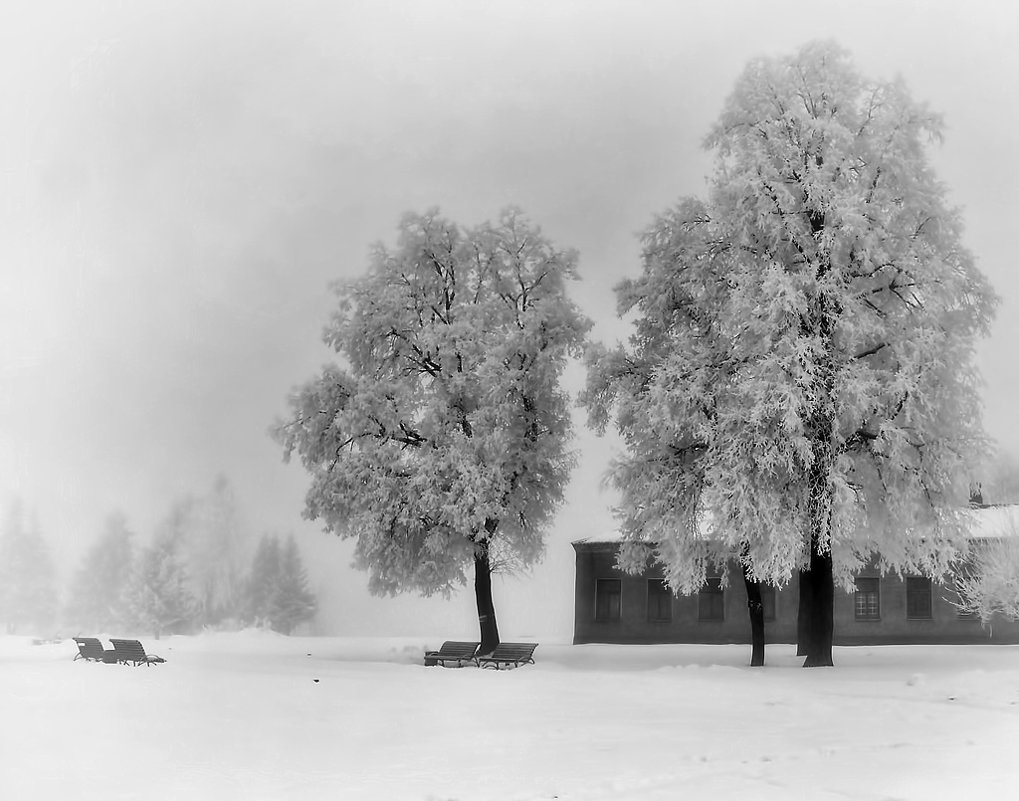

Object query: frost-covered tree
[952,538,1019,624]
[582,42,996,667]
[126,502,200,638]
[245,533,281,626]
[0,501,58,634]
[186,475,248,625]
[65,512,134,632]
[134,479,249,629]
[273,536,317,634]
[276,208,590,652]
[951,510,1019,625]
[243,534,317,634]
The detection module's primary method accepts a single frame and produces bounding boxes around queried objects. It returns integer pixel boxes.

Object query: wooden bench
[109,638,166,667]
[476,642,538,670]
[73,637,107,662]
[424,641,480,668]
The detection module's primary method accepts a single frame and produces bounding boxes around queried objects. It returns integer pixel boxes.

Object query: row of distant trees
[0,477,316,638]
[275,42,1012,668]
[0,502,56,634]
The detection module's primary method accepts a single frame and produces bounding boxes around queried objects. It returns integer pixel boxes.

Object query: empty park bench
[476,642,538,670]
[423,641,480,667]
[73,637,107,662]
[109,638,167,667]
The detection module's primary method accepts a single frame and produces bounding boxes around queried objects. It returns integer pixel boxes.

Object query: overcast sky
[3,0,1018,638]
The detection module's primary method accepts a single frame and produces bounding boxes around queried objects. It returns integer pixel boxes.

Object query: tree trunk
[796,568,812,657]
[473,545,500,655]
[801,535,834,667]
[797,222,839,667]
[743,573,765,667]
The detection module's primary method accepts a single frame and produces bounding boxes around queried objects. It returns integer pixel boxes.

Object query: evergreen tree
[245,534,281,626]
[0,501,58,634]
[64,512,134,632]
[186,475,247,625]
[244,534,317,634]
[126,501,199,638]
[582,42,996,667]
[273,535,317,635]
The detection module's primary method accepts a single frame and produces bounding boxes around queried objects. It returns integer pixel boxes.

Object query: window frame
[594,578,622,622]
[646,578,673,623]
[854,576,881,621]
[698,573,725,622]
[905,575,933,620]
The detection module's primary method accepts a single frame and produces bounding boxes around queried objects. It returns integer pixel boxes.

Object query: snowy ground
[3,632,1018,800]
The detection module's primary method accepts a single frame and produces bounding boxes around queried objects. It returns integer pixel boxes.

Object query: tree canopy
[583,42,996,607]
[276,208,589,645]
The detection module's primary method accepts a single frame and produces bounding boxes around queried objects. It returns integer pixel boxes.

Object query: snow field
[2,632,1018,800]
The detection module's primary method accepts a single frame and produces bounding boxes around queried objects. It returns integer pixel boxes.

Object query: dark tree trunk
[797,216,839,667]
[801,535,834,667]
[801,425,837,667]
[473,543,500,655]
[796,568,812,657]
[743,573,765,667]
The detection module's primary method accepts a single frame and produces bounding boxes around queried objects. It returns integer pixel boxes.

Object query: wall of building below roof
[573,545,1019,645]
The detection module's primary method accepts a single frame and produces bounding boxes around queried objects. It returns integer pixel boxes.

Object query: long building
[572,505,1019,645]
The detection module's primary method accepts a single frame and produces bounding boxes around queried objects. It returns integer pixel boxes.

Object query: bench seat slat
[424,641,480,667]
[477,642,538,670]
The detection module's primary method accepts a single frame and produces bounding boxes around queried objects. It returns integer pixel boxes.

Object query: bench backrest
[436,641,480,659]
[110,638,148,661]
[74,637,105,659]
[487,642,538,662]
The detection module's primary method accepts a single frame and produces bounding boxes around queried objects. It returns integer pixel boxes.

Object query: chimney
[969,482,984,507]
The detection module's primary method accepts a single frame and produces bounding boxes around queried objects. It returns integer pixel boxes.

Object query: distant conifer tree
[244,534,317,634]
[65,512,134,632]
[0,500,58,634]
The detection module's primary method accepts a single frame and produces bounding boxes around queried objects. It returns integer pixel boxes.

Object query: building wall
[573,542,1019,645]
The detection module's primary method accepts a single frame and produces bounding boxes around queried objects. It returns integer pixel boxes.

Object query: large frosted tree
[276,208,589,652]
[582,42,996,667]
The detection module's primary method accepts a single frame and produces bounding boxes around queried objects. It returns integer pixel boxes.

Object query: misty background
[2,0,1018,639]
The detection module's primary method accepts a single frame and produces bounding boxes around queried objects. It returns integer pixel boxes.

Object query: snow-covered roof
[572,531,631,545]
[965,504,1019,539]
[572,504,1019,546]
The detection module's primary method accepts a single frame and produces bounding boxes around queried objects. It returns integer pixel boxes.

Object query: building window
[698,574,724,621]
[595,579,621,621]
[906,576,933,620]
[760,585,776,621]
[647,579,672,622]
[854,577,880,620]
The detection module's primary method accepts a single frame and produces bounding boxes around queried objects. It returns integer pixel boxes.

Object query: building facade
[573,508,1019,645]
